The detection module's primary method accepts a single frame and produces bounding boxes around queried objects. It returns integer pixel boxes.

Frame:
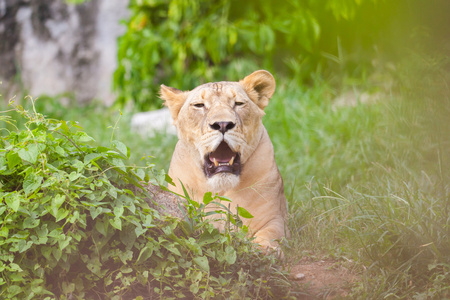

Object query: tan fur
[160,70,289,249]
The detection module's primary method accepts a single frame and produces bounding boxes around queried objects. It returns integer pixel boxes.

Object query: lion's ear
[160,84,188,121]
[240,70,276,110]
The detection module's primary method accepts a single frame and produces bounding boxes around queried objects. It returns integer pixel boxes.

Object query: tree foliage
[114,0,387,110]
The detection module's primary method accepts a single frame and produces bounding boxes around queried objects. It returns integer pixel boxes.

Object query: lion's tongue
[209,142,235,163]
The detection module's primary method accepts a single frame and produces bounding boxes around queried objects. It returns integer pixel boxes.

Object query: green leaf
[55,145,66,156]
[120,227,136,248]
[18,143,39,164]
[225,246,237,264]
[23,173,43,196]
[164,243,181,256]
[55,208,70,222]
[62,282,75,294]
[59,120,70,133]
[193,256,210,272]
[18,240,33,253]
[0,226,9,238]
[5,192,21,212]
[111,158,126,172]
[203,192,214,205]
[108,186,118,199]
[134,223,147,237]
[84,153,102,164]
[165,174,175,186]
[9,273,24,282]
[74,132,95,144]
[7,285,21,297]
[198,230,220,246]
[0,155,6,172]
[114,205,124,218]
[41,247,52,260]
[52,194,66,211]
[112,140,129,158]
[135,168,145,180]
[109,217,122,230]
[42,177,57,188]
[72,160,84,172]
[58,236,72,250]
[136,244,154,265]
[237,206,254,219]
[36,225,48,238]
[23,217,40,229]
[90,206,103,219]
[52,248,62,261]
[8,262,23,272]
[190,282,199,294]
[7,151,21,169]
[142,214,154,228]
[68,171,81,181]
[217,196,232,202]
[95,219,109,236]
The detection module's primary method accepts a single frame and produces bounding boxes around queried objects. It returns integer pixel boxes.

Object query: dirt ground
[289,258,359,299]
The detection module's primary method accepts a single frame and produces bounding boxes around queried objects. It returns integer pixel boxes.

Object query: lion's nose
[210,121,235,134]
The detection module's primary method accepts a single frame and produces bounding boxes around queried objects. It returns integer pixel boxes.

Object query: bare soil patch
[290,258,359,299]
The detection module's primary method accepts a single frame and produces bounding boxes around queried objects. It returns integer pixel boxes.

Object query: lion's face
[161,70,276,192]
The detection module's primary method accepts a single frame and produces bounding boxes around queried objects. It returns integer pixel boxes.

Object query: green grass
[2,53,449,298]
[268,55,449,297]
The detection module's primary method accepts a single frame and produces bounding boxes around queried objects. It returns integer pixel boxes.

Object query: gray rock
[131,108,177,137]
[294,273,306,280]
[0,0,129,104]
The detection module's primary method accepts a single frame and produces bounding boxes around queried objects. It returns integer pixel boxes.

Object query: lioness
[160,70,289,250]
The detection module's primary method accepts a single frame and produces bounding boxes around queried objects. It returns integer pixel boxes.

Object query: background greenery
[2,0,450,298]
[114,0,403,110]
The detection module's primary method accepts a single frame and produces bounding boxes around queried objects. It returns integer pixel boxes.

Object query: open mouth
[204,141,241,177]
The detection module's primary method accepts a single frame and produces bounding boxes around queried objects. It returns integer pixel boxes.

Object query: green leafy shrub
[0,99,291,299]
[114,0,388,110]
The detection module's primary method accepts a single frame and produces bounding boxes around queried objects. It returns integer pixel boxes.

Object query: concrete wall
[0,0,128,104]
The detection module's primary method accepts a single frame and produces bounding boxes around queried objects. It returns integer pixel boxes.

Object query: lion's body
[161,70,289,249]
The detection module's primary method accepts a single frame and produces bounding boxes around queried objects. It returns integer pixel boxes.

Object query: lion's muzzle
[204,141,241,177]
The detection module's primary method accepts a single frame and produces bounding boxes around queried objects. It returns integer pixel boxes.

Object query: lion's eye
[193,103,205,108]
[235,101,245,107]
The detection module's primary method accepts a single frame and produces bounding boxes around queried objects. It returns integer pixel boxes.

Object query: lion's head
[160,70,275,192]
